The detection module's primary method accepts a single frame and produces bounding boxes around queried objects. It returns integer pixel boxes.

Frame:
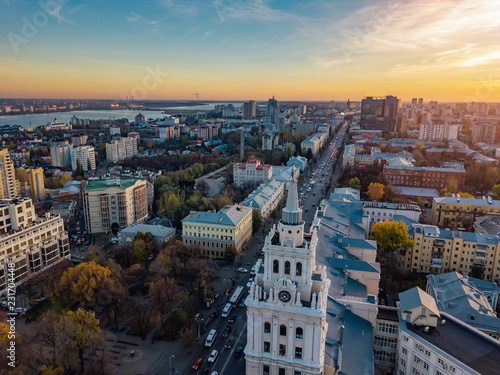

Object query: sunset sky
[1,0,500,102]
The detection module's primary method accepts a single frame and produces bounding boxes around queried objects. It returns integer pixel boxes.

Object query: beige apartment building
[0,198,70,294]
[83,177,148,234]
[431,196,500,228]
[182,204,252,258]
[0,149,18,199]
[16,167,46,202]
[106,136,138,164]
[403,224,500,283]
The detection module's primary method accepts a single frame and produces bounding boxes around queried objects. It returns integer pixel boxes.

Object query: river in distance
[0,102,244,129]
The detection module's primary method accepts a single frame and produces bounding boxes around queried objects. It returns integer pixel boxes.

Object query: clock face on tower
[278,290,292,303]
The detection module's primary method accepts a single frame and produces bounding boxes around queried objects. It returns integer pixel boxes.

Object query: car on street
[221,325,232,338]
[225,336,234,349]
[228,314,236,323]
[237,267,248,273]
[211,372,218,375]
[207,349,218,363]
[239,298,246,307]
[192,357,203,370]
[235,347,243,357]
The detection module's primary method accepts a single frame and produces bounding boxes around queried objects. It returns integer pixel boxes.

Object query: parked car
[239,298,246,308]
[237,267,248,273]
[192,357,203,370]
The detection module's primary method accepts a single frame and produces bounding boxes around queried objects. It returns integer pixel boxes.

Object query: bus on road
[229,286,244,305]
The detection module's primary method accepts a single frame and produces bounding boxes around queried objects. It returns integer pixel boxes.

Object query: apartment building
[106,137,138,163]
[431,195,500,228]
[384,165,466,190]
[181,204,252,257]
[241,179,285,218]
[301,132,327,156]
[16,167,46,202]
[418,123,459,141]
[397,287,500,375]
[0,198,70,294]
[83,177,148,234]
[71,145,96,171]
[404,224,500,282]
[0,149,18,199]
[50,141,72,168]
[233,159,273,188]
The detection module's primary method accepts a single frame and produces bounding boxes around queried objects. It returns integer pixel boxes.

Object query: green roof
[84,177,145,191]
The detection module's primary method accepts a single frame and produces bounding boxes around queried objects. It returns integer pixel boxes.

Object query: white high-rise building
[245,174,331,375]
[50,141,72,168]
[71,145,96,171]
[106,137,138,164]
[418,123,459,142]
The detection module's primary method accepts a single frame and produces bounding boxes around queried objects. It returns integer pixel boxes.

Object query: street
[147,121,350,375]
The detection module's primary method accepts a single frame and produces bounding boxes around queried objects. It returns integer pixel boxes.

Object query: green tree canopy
[348,177,361,191]
[372,220,414,255]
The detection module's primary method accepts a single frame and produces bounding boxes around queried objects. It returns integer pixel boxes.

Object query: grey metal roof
[427,272,500,334]
[399,287,440,317]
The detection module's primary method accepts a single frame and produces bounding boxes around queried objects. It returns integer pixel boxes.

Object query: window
[263,365,270,375]
[279,369,285,375]
[264,322,271,333]
[279,344,286,356]
[285,261,290,275]
[294,372,301,375]
[264,341,270,353]
[296,262,302,276]
[295,347,302,359]
[280,325,287,336]
[296,327,303,339]
[423,363,429,370]
[273,259,279,273]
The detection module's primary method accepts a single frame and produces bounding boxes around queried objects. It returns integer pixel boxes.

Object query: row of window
[263,342,303,358]
[262,365,301,375]
[273,260,302,276]
[264,323,303,339]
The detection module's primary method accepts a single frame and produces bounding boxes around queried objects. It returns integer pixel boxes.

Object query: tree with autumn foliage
[367,182,385,202]
[55,261,112,308]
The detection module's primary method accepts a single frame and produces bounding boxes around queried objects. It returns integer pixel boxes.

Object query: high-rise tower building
[0,149,18,199]
[16,167,46,202]
[244,100,257,118]
[245,171,331,375]
[265,97,280,133]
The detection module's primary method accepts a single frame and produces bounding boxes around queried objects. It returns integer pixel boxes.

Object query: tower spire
[281,166,302,225]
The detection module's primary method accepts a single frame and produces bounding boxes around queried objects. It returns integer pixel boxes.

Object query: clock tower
[245,172,330,375]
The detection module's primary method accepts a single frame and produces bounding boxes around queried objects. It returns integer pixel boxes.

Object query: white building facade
[106,137,138,163]
[245,175,331,375]
[234,160,273,188]
[71,145,96,171]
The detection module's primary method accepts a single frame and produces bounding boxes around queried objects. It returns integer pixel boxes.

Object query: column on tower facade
[287,320,295,359]
[305,323,314,362]
[313,324,322,363]
[272,317,279,355]
[248,313,255,351]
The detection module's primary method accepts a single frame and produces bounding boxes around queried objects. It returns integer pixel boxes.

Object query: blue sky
[1,0,500,101]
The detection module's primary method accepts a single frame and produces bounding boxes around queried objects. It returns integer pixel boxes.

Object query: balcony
[431,258,443,268]
[433,239,445,248]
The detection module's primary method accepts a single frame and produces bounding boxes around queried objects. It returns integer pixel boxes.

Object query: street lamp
[169,355,175,375]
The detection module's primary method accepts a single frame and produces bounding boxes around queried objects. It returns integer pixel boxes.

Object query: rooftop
[427,272,500,334]
[182,204,252,226]
[399,287,440,317]
[84,177,145,191]
[118,223,175,239]
[404,312,500,375]
[435,196,500,206]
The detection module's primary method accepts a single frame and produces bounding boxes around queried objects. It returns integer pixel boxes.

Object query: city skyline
[1,0,500,101]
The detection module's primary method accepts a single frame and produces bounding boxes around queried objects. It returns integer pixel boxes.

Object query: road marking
[218,324,246,375]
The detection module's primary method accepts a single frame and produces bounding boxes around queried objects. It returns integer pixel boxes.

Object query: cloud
[310,0,500,72]
[160,0,200,16]
[126,12,167,25]
[212,0,302,22]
